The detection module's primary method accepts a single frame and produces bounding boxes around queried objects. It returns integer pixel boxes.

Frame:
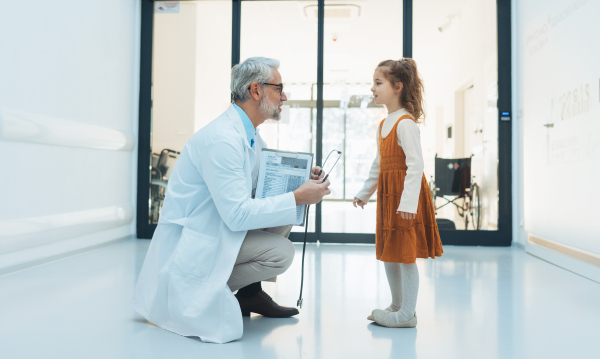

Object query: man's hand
[293,178,331,205]
[311,166,325,180]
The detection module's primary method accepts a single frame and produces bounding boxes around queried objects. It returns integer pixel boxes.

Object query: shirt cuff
[397,200,418,214]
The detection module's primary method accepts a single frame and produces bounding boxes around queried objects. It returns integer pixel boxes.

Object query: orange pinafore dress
[376,115,443,263]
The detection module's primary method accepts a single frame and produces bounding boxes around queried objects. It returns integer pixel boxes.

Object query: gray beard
[259,96,281,121]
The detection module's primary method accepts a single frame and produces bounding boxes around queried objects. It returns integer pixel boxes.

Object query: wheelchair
[150,149,180,224]
[428,155,482,230]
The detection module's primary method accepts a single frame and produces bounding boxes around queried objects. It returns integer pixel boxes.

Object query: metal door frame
[137,0,512,246]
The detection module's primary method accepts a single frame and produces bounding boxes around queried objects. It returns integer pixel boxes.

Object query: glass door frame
[136,0,513,246]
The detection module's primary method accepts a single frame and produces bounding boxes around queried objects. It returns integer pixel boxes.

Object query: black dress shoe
[235,290,299,318]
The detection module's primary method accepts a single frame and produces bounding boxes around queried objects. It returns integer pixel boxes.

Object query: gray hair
[231,57,280,102]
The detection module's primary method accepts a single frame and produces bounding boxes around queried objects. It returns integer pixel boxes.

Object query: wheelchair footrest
[436,218,456,231]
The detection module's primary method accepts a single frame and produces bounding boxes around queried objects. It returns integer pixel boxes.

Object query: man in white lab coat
[132,57,330,343]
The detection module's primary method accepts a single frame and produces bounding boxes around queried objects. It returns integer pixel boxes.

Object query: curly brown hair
[377,58,426,122]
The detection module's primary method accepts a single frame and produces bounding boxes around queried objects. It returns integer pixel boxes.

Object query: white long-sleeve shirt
[355,108,425,214]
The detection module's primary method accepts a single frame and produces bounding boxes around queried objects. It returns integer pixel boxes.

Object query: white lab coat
[131,104,298,343]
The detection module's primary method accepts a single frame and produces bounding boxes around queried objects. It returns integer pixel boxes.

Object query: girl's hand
[353,197,366,209]
[397,211,416,220]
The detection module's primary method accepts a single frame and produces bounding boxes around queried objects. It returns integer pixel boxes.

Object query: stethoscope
[297,149,342,308]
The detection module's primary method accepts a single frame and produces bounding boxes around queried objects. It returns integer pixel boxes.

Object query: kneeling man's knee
[277,239,296,272]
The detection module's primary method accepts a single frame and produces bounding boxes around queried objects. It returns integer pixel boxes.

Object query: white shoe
[367,306,399,321]
[372,309,417,328]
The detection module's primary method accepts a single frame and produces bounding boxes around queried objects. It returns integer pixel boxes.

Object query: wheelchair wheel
[150,180,167,224]
[428,177,437,215]
[470,183,482,230]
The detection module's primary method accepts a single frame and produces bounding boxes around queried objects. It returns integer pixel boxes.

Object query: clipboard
[255,149,314,226]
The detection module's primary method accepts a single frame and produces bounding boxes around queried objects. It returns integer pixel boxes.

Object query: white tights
[383,262,419,324]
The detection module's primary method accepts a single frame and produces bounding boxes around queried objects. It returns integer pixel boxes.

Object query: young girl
[353,58,443,328]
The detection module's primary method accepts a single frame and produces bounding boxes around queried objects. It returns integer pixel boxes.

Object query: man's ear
[249,82,262,101]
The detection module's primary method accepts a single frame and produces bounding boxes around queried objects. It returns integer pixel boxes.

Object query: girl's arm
[354,127,381,204]
[396,120,425,214]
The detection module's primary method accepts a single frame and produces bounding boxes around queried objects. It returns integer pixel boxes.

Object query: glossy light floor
[1,239,599,359]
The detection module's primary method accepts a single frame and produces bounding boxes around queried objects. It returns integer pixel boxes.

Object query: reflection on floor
[1,239,599,359]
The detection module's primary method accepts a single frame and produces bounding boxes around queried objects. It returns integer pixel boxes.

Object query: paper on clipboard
[255,149,314,226]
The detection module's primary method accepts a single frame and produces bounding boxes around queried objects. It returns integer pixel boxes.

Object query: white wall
[0,0,140,272]
[195,2,232,132]
[152,2,197,154]
[514,0,600,279]
[152,1,232,154]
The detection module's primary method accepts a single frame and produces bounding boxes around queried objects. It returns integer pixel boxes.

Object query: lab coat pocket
[171,227,220,282]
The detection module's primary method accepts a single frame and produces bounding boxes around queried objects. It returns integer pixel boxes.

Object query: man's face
[258,69,287,121]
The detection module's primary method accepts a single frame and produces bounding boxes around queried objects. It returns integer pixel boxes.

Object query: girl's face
[371,68,400,106]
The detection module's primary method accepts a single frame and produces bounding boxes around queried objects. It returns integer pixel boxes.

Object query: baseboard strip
[0,235,132,277]
[528,234,600,268]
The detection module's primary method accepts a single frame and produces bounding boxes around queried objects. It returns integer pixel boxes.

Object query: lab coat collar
[226,104,253,151]
[232,103,256,148]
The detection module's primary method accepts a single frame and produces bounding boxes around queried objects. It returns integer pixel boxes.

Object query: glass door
[413,0,500,237]
[320,0,404,240]
[138,0,512,245]
[147,0,232,227]
[240,0,319,238]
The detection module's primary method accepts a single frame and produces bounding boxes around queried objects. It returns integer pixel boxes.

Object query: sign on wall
[523,0,599,165]
[155,2,180,14]
[522,0,600,253]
